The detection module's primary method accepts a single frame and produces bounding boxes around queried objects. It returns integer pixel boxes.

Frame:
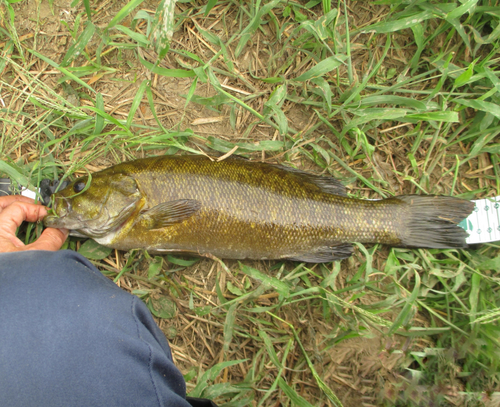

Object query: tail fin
[396,195,474,249]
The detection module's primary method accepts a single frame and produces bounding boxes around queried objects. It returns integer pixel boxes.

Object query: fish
[43,155,474,263]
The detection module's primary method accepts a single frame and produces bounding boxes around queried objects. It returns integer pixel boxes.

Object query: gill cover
[43,173,143,237]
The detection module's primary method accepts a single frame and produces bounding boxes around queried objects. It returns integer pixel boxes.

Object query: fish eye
[73,181,86,193]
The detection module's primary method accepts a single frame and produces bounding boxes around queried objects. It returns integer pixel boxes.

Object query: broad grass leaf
[446,0,478,21]
[115,25,150,46]
[454,98,500,119]
[278,378,315,407]
[264,85,288,134]
[363,10,433,33]
[258,330,282,369]
[481,66,500,93]
[475,255,500,271]
[166,255,199,267]
[0,161,29,187]
[78,239,112,260]
[194,306,211,317]
[84,106,131,132]
[295,55,346,81]
[227,281,243,296]
[410,23,425,69]
[150,0,177,57]
[204,0,218,16]
[388,272,421,336]
[223,302,238,351]
[341,108,409,136]
[239,263,290,297]
[93,93,105,135]
[82,0,91,18]
[235,0,281,57]
[360,95,427,110]
[61,22,95,67]
[126,79,149,128]
[445,17,471,50]
[148,296,176,319]
[201,382,244,400]
[406,111,459,122]
[311,77,333,112]
[207,136,284,153]
[469,273,481,322]
[107,0,145,29]
[454,58,478,88]
[147,256,163,279]
[28,49,96,93]
[188,359,247,398]
[139,56,195,77]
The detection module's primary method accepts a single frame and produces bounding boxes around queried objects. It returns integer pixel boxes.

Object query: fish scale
[44,155,474,263]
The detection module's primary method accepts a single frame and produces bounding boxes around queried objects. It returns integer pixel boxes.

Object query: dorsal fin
[224,155,347,196]
[274,164,347,196]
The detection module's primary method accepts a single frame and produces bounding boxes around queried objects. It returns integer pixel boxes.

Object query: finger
[9,235,25,247]
[25,228,69,252]
[0,195,35,210]
[0,235,25,251]
[0,202,48,233]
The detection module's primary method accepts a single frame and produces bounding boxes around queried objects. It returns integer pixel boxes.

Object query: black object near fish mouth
[39,179,70,206]
[0,177,70,206]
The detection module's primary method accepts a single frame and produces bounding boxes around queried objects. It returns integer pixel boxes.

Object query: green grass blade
[139,55,195,77]
[454,98,500,119]
[151,0,177,58]
[295,55,346,81]
[126,79,149,129]
[60,22,96,67]
[27,49,96,93]
[0,161,29,187]
[188,359,247,398]
[107,0,145,29]
[278,378,315,407]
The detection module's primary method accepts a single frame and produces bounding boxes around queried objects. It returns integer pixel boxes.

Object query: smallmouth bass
[43,155,474,263]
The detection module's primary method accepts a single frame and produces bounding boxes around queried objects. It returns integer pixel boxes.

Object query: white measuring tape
[460,196,500,244]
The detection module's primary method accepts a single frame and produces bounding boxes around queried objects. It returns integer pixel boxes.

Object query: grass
[1,0,500,405]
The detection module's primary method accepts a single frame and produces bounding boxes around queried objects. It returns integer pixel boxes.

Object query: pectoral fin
[140,199,201,229]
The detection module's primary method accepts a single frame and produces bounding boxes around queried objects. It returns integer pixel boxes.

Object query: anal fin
[286,244,353,263]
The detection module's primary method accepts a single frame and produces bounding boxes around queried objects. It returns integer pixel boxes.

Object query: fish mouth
[44,198,139,239]
[43,197,87,230]
[43,213,87,230]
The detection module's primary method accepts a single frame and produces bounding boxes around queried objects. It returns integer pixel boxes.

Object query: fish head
[43,172,143,238]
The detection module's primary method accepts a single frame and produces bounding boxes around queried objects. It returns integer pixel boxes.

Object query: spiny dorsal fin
[225,156,347,196]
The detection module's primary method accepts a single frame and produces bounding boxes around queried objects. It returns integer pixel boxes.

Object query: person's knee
[0,250,111,291]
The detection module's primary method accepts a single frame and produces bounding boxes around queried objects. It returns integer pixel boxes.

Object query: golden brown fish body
[44,155,473,262]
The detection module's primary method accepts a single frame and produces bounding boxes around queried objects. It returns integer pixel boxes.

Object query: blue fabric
[0,250,191,407]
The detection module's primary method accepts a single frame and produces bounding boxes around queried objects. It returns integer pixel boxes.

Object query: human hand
[0,196,68,253]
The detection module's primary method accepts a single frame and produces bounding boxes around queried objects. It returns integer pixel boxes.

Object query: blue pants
[0,250,192,407]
